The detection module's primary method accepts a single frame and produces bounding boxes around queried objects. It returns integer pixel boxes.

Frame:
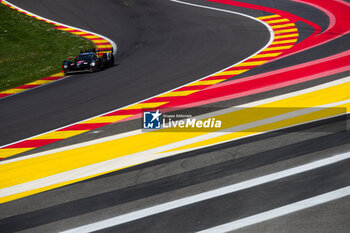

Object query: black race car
[63,49,114,74]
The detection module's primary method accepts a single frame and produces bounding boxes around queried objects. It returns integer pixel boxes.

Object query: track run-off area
[0,0,349,232]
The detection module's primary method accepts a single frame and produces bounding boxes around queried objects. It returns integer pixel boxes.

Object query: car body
[62,49,114,74]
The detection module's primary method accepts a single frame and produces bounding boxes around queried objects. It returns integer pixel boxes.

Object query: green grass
[0,4,95,91]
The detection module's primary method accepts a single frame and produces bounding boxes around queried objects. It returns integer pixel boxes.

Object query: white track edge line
[60,151,350,233]
[198,185,350,233]
[0,75,72,100]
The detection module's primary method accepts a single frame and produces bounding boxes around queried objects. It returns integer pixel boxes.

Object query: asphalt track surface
[0,0,349,232]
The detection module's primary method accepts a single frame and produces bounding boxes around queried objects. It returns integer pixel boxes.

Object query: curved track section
[2,6,303,158]
[0,0,349,232]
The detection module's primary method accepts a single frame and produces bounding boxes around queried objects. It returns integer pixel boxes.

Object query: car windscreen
[76,54,94,61]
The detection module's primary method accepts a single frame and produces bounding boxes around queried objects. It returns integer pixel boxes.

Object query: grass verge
[0,4,95,91]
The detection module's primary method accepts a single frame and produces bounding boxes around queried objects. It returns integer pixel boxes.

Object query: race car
[62,49,114,74]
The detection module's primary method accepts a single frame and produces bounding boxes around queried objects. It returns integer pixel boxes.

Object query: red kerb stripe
[59,123,110,131]
[4,139,62,149]
[0,93,11,98]
[14,84,40,89]
[42,76,64,81]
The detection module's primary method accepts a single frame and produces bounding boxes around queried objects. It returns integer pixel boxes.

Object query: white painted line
[198,185,350,233]
[0,0,274,153]
[60,151,350,233]
[0,75,72,101]
[1,75,349,165]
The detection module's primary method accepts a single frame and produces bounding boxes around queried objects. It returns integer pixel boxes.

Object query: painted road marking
[0,148,35,158]
[31,131,89,140]
[211,69,249,76]
[235,61,267,66]
[158,90,199,97]
[270,23,295,29]
[0,88,28,94]
[251,53,281,58]
[264,19,289,24]
[274,28,298,34]
[0,77,348,203]
[81,115,132,124]
[124,102,169,110]
[26,80,53,85]
[60,152,350,233]
[264,45,293,51]
[0,72,65,99]
[198,185,350,233]
[186,80,226,86]
[274,33,299,39]
[271,39,298,44]
[256,14,280,20]
[162,102,348,153]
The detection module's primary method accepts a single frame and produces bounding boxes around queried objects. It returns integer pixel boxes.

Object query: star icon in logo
[150,110,161,122]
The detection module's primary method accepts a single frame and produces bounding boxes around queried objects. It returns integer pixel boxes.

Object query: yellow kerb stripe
[32,131,89,140]
[187,80,225,86]
[251,53,281,59]
[0,148,34,159]
[274,33,299,39]
[274,28,298,34]
[28,80,52,85]
[212,70,248,76]
[82,115,133,124]
[1,89,27,94]
[96,45,113,49]
[264,45,293,51]
[265,19,289,24]
[271,39,298,45]
[235,61,267,67]
[158,90,199,97]
[51,73,65,77]
[71,31,88,35]
[124,102,168,110]
[257,15,280,20]
[271,23,295,29]
[93,40,109,43]
[58,28,75,31]
[84,35,101,39]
